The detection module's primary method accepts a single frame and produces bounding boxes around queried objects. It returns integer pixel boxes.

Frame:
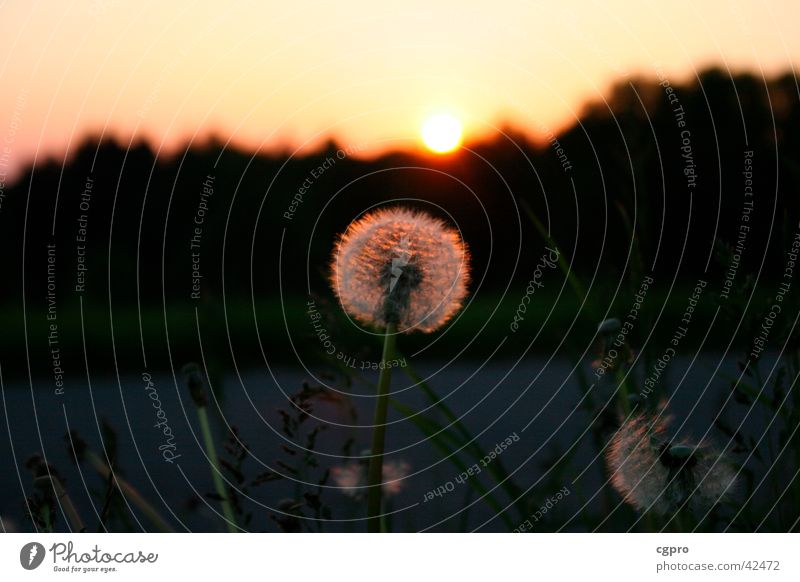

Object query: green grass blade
[390,399,516,530]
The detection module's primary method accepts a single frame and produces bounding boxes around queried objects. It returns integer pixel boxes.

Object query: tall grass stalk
[196,405,238,532]
[34,475,84,533]
[85,451,174,532]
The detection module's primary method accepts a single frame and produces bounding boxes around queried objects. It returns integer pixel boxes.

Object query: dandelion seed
[330,207,470,333]
[606,411,736,515]
[381,460,411,496]
[331,459,411,498]
[331,463,364,498]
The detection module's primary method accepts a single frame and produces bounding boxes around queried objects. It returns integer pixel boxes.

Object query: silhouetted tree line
[2,68,798,314]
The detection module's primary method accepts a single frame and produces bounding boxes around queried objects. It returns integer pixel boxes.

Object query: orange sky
[0,0,798,181]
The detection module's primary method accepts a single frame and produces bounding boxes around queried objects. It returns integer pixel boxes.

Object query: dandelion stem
[671,506,694,533]
[196,406,238,532]
[643,509,657,533]
[40,505,52,532]
[367,321,397,533]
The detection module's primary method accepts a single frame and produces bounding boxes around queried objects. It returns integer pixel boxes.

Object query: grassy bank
[0,280,783,380]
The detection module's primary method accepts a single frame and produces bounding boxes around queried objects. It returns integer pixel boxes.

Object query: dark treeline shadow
[1,67,798,372]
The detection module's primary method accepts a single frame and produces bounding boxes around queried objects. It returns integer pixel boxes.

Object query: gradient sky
[0,0,798,180]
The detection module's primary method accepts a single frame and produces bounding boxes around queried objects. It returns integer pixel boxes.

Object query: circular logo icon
[19,542,46,570]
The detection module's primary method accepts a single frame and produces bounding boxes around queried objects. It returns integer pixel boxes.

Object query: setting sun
[421,114,463,153]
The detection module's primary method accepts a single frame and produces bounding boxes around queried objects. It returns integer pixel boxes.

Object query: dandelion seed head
[606,411,736,515]
[330,207,470,333]
[607,412,671,513]
[679,443,738,510]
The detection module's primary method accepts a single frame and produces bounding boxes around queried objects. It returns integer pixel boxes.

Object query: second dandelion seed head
[606,411,737,516]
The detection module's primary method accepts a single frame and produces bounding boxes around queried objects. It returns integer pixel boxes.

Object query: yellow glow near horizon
[0,1,799,178]
[421,114,463,153]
